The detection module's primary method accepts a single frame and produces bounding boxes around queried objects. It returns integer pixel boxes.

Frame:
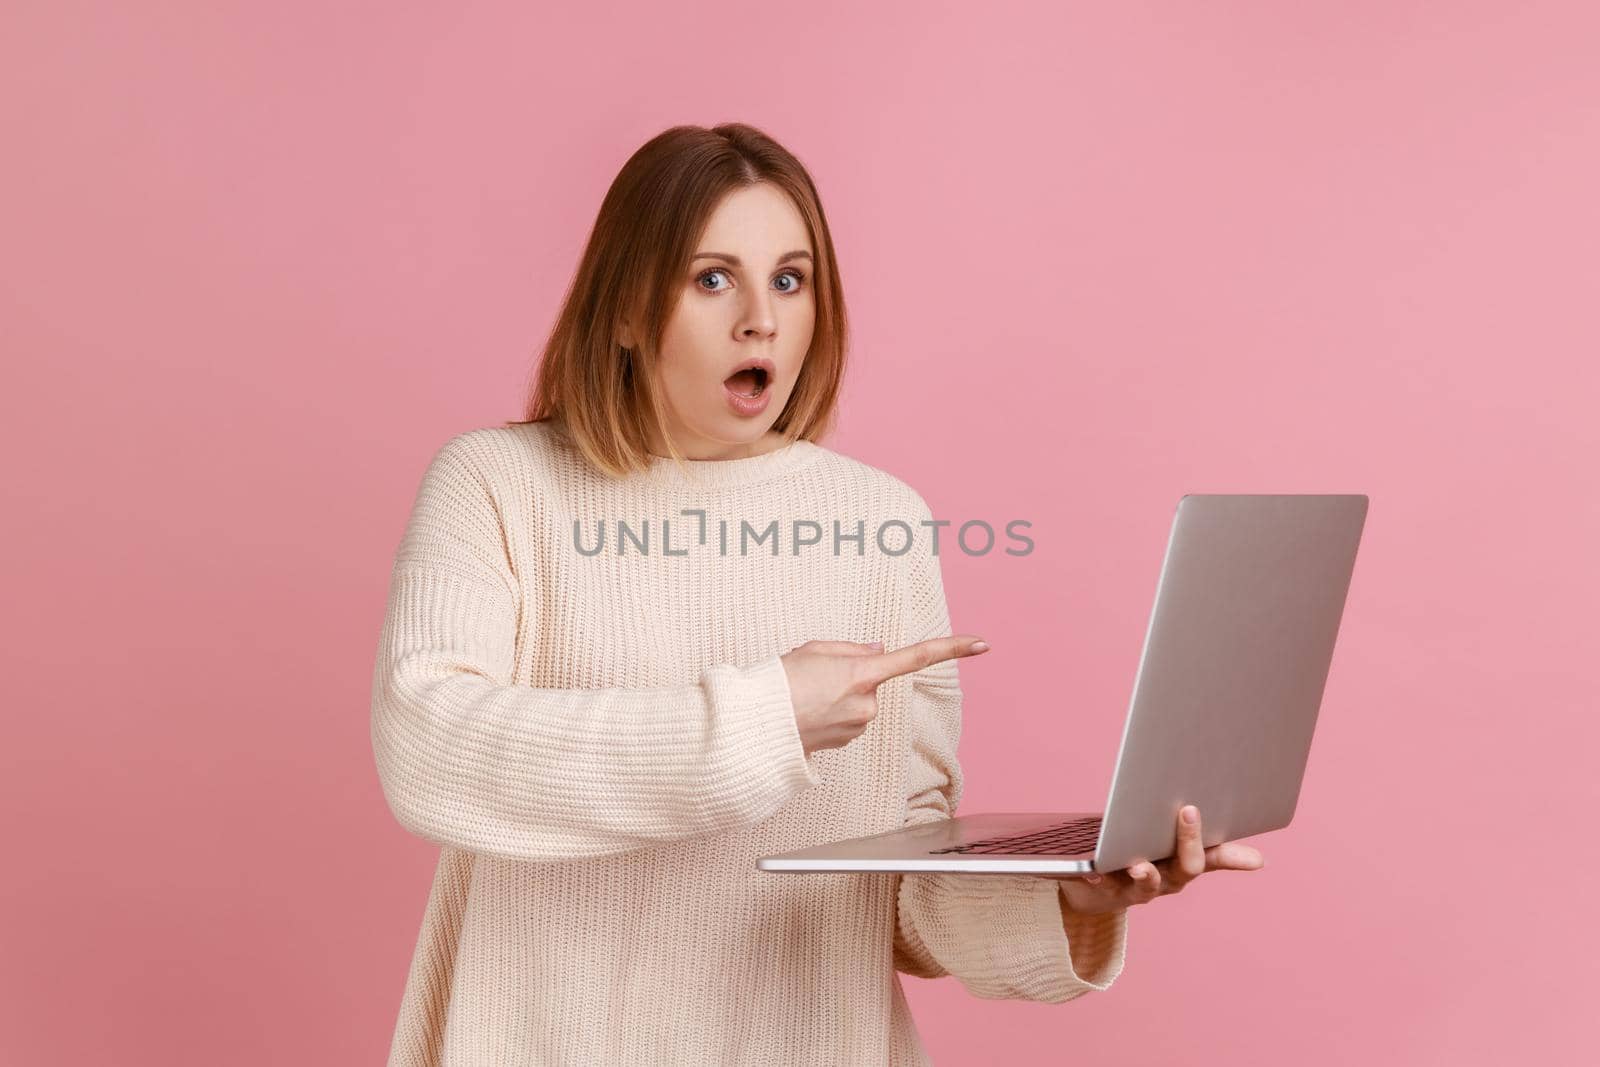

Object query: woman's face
[632,182,816,459]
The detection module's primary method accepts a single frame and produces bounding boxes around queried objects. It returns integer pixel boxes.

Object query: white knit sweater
[370,418,1128,1065]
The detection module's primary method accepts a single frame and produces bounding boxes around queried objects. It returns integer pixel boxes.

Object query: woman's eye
[698,269,730,291]
[774,269,806,293]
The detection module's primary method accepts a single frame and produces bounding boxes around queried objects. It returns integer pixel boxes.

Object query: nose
[736,287,778,341]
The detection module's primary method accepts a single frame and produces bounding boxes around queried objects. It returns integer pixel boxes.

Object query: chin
[690,405,768,438]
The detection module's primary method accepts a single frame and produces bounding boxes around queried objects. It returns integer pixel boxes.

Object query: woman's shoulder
[426,420,568,487]
[805,441,937,523]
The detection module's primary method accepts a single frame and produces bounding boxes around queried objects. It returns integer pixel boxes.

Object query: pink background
[3,2,1596,1063]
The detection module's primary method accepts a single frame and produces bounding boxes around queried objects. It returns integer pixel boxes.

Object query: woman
[371,122,1262,1065]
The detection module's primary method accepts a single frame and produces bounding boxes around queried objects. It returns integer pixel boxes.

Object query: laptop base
[756,812,1101,875]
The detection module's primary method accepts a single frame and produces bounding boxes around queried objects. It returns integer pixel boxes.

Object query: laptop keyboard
[928,814,1103,856]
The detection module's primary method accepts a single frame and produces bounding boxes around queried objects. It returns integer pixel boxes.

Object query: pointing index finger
[859,635,989,688]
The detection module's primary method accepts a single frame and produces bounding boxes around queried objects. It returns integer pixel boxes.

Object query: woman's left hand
[1035,805,1265,915]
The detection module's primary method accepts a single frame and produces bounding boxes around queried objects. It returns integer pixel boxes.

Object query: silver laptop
[758,493,1369,877]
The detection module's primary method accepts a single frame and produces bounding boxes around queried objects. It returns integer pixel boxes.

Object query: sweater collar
[632,436,823,489]
[537,419,825,489]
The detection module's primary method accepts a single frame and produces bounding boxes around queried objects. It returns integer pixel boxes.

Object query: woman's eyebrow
[691,250,813,266]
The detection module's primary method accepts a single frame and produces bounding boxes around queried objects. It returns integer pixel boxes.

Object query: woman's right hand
[780,636,991,757]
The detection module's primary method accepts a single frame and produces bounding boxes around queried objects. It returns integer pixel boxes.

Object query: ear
[615,297,649,350]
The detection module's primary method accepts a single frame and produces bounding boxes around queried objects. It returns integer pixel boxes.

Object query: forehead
[697,183,812,257]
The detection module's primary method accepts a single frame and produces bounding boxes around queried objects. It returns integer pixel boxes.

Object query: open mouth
[724,366,770,398]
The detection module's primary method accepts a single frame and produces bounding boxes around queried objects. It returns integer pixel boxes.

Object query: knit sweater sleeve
[369,433,822,862]
[889,493,1129,1002]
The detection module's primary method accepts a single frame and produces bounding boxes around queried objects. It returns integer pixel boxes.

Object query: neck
[646,425,788,462]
